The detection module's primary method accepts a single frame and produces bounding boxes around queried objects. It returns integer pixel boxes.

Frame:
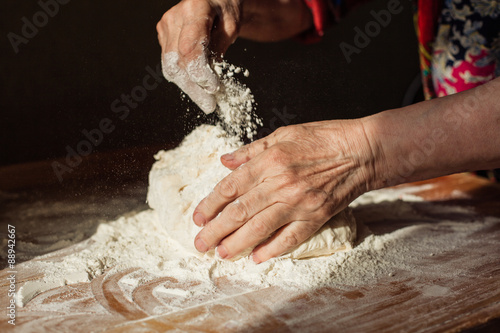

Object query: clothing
[303,0,500,98]
[431,0,500,97]
[303,0,500,181]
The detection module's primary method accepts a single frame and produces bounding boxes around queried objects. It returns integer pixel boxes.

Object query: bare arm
[193,77,500,262]
[368,76,500,189]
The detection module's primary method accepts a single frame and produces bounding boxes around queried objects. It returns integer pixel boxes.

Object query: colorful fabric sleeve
[414,0,443,99]
[297,0,371,43]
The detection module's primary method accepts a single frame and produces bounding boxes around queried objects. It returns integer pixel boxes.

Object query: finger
[193,181,276,252]
[175,71,217,113]
[209,10,240,56]
[178,16,219,94]
[157,9,181,51]
[186,54,219,94]
[162,52,217,114]
[177,7,214,63]
[193,162,260,226]
[251,219,325,263]
[221,135,277,170]
[160,4,219,112]
[216,202,293,259]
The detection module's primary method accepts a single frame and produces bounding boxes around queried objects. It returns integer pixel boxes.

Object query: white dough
[147,125,356,259]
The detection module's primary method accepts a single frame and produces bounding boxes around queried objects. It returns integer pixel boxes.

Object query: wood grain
[1,149,500,332]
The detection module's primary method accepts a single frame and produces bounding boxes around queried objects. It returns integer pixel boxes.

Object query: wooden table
[1,148,500,332]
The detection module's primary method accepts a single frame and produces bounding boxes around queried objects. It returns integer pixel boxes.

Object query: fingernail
[195,238,208,252]
[251,253,262,264]
[193,212,206,226]
[222,153,234,161]
[217,245,228,259]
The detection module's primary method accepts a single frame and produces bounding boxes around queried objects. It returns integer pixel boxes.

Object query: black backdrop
[0,0,420,167]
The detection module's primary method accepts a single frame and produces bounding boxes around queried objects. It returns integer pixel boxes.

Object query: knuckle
[229,201,248,224]
[240,163,256,182]
[280,173,298,186]
[182,0,199,13]
[158,10,175,31]
[156,21,163,34]
[217,177,239,199]
[277,173,301,192]
[281,124,305,140]
[178,20,211,59]
[279,231,301,249]
[266,146,289,165]
[272,126,287,138]
[178,35,199,58]
[225,20,239,38]
[249,219,273,239]
[303,190,329,211]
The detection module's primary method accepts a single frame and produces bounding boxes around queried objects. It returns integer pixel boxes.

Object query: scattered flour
[162,52,262,139]
[212,61,262,140]
[15,176,498,308]
[12,56,499,313]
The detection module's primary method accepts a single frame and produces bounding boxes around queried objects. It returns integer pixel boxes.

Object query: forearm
[365,77,500,189]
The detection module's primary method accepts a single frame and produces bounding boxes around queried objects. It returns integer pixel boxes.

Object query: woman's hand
[192,120,379,263]
[156,0,313,113]
[190,77,500,263]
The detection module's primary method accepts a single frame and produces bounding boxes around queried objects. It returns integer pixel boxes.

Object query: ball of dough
[147,125,357,260]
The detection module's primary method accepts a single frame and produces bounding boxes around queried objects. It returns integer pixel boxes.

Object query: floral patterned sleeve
[423,0,500,182]
[430,0,500,97]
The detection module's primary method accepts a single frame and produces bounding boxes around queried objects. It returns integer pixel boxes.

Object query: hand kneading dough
[147,125,357,259]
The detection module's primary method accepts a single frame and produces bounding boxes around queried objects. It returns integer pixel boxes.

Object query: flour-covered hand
[192,120,379,263]
[156,0,314,113]
[156,0,242,113]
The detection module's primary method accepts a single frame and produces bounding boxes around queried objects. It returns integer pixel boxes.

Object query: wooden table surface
[1,149,500,333]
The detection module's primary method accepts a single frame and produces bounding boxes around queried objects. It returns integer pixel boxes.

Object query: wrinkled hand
[156,0,313,113]
[157,0,242,113]
[192,120,379,263]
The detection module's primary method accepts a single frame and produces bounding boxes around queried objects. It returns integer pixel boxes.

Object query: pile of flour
[17,183,497,308]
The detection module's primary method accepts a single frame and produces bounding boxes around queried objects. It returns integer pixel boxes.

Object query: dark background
[0,0,420,167]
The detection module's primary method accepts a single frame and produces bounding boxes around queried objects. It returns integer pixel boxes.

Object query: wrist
[323,118,383,198]
[361,98,455,190]
[360,111,403,190]
[353,117,387,192]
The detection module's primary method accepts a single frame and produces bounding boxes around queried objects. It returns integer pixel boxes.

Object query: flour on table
[147,124,357,260]
[14,59,500,312]
[15,182,499,308]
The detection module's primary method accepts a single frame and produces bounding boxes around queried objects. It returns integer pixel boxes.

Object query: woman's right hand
[156,0,313,114]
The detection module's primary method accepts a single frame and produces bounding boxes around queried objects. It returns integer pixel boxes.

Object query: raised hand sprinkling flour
[156,0,314,114]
